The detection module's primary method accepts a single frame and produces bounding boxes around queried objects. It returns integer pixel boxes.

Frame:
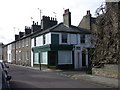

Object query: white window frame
[19,41,21,48]
[34,53,39,64]
[61,33,68,44]
[80,34,85,44]
[12,43,15,49]
[26,38,29,46]
[22,39,24,47]
[19,51,21,60]
[16,42,18,49]
[22,51,24,61]
[40,52,48,64]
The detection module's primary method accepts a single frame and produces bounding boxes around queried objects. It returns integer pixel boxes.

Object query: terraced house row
[3,9,96,69]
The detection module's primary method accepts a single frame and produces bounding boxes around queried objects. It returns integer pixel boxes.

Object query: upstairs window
[22,51,24,61]
[16,42,19,49]
[19,41,21,48]
[81,34,85,44]
[62,33,67,43]
[26,38,29,46]
[12,43,15,49]
[22,39,24,47]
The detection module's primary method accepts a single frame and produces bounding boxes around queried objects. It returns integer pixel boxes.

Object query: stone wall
[92,64,118,78]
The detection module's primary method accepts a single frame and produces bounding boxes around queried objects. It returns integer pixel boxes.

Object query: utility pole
[38,8,42,25]
[38,8,42,70]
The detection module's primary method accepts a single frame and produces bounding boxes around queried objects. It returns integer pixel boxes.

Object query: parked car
[0,60,12,89]
[0,62,11,90]
[0,60,10,76]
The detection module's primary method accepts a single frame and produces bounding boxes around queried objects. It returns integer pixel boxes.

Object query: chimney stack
[15,35,19,40]
[25,26,31,35]
[63,9,71,27]
[41,16,57,30]
[32,21,41,33]
[86,10,91,17]
[19,32,24,38]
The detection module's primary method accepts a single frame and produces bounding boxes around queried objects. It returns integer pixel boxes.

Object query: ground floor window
[40,52,48,64]
[34,52,48,65]
[34,53,39,64]
[26,51,29,60]
[22,51,24,61]
[58,51,72,64]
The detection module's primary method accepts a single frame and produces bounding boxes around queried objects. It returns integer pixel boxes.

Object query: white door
[74,52,81,69]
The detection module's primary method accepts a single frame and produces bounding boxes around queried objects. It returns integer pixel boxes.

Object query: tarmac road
[9,64,108,89]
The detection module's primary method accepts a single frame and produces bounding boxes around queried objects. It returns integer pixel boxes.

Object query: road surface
[9,64,108,89]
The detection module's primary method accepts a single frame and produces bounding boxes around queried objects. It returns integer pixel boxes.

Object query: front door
[48,51,57,66]
[82,51,86,66]
[77,52,80,68]
[75,52,81,69]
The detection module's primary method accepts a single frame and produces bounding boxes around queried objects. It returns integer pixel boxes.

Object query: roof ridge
[49,22,63,31]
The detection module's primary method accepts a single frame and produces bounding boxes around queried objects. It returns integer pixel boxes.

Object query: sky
[0,0,105,44]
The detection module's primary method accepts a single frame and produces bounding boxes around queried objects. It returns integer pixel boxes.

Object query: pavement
[11,64,119,88]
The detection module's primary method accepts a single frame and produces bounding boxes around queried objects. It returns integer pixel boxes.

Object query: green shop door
[48,51,57,66]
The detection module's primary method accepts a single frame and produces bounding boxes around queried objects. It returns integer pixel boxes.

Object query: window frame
[61,33,68,44]
[26,38,29,46]
[22,39,24,47]
[80,34,85,44]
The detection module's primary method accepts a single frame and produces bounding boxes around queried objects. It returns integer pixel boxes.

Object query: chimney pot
[87,10,90,15]
[33,21,35,25]
[51,17,52,20]
[55,18,57,21]
[64,9,69,13]
[53,18,55,21]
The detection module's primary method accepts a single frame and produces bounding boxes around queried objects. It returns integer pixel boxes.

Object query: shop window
[58,51,72,64]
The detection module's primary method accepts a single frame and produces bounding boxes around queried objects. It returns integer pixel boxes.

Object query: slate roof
[33,23,91,37]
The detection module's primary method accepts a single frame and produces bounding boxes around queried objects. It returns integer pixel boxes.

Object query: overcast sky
[0,0,105,44]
